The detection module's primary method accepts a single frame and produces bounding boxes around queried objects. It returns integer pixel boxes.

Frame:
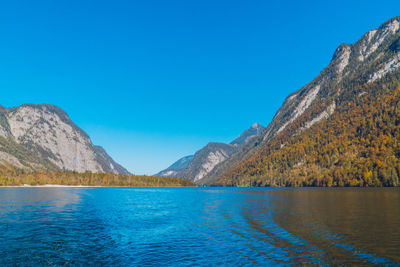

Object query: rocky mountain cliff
[156,123,264,182]
[0,104,130,174]
[211,17,400,186]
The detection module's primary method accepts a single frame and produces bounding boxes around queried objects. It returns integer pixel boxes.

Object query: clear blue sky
[0,1,399,174]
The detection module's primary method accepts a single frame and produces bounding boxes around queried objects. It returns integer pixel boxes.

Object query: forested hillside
[212,17,400,187]
[214,73,400,187]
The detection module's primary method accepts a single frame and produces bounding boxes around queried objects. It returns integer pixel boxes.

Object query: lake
[0,187,399,266]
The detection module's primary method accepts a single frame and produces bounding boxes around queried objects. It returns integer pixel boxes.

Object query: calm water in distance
[0,187,399,266]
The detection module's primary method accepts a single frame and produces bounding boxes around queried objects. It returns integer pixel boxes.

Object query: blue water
[0,187,399,266]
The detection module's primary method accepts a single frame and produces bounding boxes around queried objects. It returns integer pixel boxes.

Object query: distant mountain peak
[154,155,194,177]
[156,123,265,180]
[230,123,265,146]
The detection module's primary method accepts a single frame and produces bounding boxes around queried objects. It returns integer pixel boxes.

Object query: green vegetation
[214,73,400,187]
[0,168,195,187]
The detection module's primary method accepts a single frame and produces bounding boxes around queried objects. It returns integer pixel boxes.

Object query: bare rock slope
[0,104,130,174]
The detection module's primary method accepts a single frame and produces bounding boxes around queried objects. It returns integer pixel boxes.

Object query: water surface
[0,187,399,265]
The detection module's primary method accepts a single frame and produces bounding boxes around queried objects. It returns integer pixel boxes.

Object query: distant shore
[0,172,196,187]
[0,184,197,188]
[0,184,96,188]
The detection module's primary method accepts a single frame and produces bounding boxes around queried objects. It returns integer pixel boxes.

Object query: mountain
[179,142,236,182]
[156,123,264,182]
[0,104,130,175]
[230,123,264,146]
[211,17,400,187]
[155,155,193,177]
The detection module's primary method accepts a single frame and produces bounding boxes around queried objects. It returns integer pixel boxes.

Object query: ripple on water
[0,187,398,265]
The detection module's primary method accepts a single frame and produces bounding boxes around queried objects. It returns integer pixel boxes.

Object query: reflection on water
[0,187,398,265]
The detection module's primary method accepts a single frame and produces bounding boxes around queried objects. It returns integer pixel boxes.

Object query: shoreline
[0,185,397,188]
[0,184,100,188]
[0,184,197,188]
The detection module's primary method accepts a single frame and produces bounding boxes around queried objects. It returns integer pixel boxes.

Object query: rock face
[156,123,264,182]
[208,16,400,185]
[0,104,130,174]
